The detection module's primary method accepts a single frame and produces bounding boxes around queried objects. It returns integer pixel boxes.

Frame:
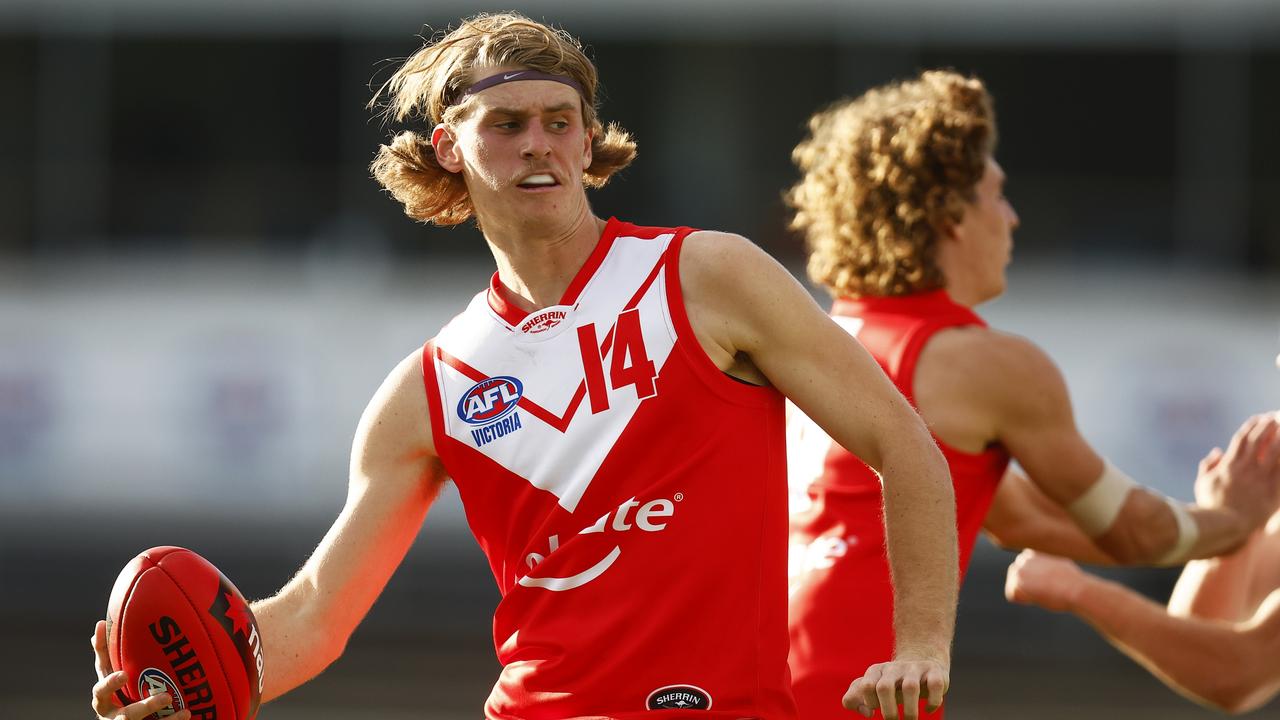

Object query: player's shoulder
[931,327,1067,405]
[357,346,435,455]
[937,327,1055,371]
[678,230,791,293]
[681,229,769,267]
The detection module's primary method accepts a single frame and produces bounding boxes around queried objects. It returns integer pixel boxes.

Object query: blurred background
[2,0,1279,717]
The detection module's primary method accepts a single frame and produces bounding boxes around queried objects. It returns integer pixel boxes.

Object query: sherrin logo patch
[646,684,712,710]
[520,308,567,334]
[457,376,524,425]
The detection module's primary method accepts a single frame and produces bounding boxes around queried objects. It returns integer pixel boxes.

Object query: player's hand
[1194,413,1280,526]
[1004,549,1084,612]
[842,654,948,720]
[91,620,193,720]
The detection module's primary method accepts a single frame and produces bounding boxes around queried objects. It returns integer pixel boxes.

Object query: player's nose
[521,125,552,158]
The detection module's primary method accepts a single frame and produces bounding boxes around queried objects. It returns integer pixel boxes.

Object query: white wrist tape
[1155,499,1199,567]
[1067,461,1137,537]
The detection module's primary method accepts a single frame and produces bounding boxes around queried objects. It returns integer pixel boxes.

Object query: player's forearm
[881,438,958,661]
[998,519,1115,565]
[251,475,437,701]
[1183,505,1251,560]
[249,510,373,701]
[1066,573,1260,713]
[251,576,346,702]
[984,477,1115,565]
[1096,490,1248,566]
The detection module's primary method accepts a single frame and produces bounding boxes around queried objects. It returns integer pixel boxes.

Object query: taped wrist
[1154,499,1199,566]
[1067,461,1137,537]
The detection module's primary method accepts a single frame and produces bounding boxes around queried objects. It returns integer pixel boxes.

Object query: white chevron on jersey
[430,231,678,513]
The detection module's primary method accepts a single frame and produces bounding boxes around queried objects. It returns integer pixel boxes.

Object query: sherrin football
[106,546,264,720]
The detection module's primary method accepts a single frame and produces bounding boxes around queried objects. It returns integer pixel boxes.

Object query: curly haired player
[784,70,1280,720]
[92,14,958,720]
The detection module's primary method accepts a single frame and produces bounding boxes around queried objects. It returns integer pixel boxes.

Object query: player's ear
[939,217,966,246]
[432,124,463,173]
[581,126,593,168]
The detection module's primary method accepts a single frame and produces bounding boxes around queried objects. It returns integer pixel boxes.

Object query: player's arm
[679,231,955,720]
[982,467,1115,564]
[976,332,1273,565]
[250,349,446,701]
[1006,550,1280,714]
[90,352,444,719]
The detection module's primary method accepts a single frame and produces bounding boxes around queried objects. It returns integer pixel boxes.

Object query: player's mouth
[516,172,560,192]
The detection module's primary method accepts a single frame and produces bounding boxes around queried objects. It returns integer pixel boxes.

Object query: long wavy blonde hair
[788,70,996,297]
[369,13,637,226]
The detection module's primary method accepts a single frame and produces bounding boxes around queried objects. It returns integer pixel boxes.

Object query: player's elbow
[309,604,356,667]
[1197,676,1260,715]
[1185,645,1273,715]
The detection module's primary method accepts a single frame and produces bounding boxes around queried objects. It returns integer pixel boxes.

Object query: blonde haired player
[91,13,958,720]
[785,70,1280,720]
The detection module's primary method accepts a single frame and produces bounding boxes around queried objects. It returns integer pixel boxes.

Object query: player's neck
[484,210,607,312]
[942,277,982,307]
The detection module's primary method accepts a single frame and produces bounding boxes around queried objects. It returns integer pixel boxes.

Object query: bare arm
[982,467,1114,564]
[1007,550,1280,714]
[90,350,446,718]
[680,231,955,718]
[951,330,1258,564]
[252,350,446,701]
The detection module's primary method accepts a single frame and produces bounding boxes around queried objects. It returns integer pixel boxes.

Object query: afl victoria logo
[138,667,185,715]
[458,376,523,425]
[646,684,712,710]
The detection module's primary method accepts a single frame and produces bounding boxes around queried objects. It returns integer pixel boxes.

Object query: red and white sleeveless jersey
[786,290,1009,720]
[421,218,796,720]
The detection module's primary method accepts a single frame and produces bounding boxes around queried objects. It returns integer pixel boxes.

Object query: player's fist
[1004,549,1083,612]
[842,655,948,720]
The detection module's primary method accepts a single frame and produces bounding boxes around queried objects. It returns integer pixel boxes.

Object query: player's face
[952,157,1019,302]
[436,70,594,232]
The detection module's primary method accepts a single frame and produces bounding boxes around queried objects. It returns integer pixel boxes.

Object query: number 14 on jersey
[576,308,658,414]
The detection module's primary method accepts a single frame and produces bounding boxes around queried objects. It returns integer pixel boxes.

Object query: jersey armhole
[900,320,1009,464]
[662,232,777,408]
[895,325,934,406]
[420,340,454,475]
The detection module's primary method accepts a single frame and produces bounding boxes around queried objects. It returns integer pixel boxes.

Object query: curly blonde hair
[369,13,637,226]
[787,70,996,297]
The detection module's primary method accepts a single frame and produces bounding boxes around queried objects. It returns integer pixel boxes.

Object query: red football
[106,546,264,720]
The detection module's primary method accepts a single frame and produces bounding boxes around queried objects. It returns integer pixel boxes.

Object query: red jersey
[421,219,796,720]
[786,290,1009,720]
